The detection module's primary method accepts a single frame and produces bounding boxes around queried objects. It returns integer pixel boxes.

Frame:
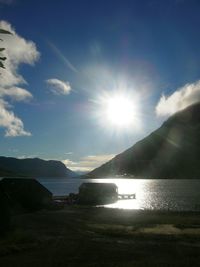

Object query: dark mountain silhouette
[0,157,76,178]
[87,102,200,179]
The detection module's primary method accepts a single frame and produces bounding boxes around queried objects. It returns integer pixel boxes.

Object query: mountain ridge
[87,102,200,179]
[0,156,77,178]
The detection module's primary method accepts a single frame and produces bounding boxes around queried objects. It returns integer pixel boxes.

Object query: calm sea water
[38,178,200,211]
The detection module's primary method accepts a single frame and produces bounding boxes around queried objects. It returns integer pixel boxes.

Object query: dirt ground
[1,206,200,267]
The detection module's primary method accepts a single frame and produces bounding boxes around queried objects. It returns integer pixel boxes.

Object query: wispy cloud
[0,0,14,5]
[64,152,73,155]
[46,78,71,95]
[47,41,78,73]
[0,20,39,137]
[156,80,200,117]
[62,154,115,172]
[17,155,37,159]
[89,41,102,56]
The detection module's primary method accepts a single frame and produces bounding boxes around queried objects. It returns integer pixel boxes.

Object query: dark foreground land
[1,207,200,267]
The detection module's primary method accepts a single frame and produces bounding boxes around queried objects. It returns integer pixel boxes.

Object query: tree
[0,28,12,69]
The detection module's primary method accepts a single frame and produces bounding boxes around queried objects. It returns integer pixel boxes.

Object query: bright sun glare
[95,88,141,132]
[105,95,136,128]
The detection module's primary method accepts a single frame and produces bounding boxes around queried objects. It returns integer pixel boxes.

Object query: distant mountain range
[0,157,77,178]
[87,103,200,179]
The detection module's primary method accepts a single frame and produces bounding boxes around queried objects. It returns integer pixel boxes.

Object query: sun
[95,91,140,131]
[105,95,136,128]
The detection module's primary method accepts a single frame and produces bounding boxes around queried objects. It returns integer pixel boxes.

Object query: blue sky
[1,0,200,172]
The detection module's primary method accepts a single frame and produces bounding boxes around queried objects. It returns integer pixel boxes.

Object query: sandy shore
[1,206,200,266]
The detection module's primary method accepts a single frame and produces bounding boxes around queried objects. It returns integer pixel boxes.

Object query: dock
[118,193,136,200]
[53,192,136,204]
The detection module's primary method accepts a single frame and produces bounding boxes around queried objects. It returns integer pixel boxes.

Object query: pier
[118,193,136,200]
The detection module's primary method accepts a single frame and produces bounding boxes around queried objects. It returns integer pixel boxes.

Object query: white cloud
[0,20,39,137]
[46,78,71,95]
[62,154,115,172]
[0,21,40,87]
[156,80,200,117]
[0,99,31,137]
[0,87,32,101]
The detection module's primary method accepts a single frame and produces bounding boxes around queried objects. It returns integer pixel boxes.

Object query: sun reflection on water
[40,178,200,211]
[94,178,150,210]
